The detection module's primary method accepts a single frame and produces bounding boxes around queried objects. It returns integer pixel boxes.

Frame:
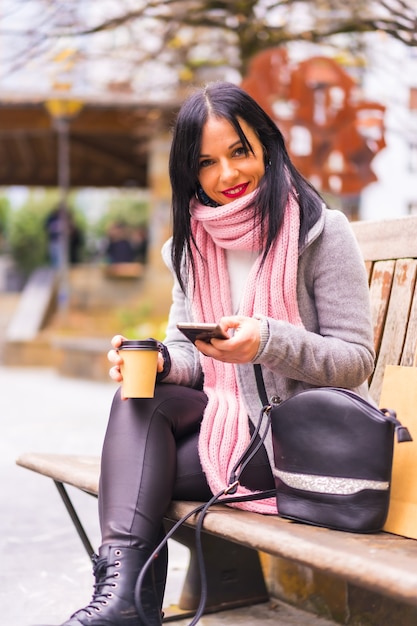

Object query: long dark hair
[169,81,323,291]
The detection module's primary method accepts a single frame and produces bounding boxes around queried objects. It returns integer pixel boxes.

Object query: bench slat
[166,502,417,607]
[364,259,373,281]
[368,259,395,366]
[351,215,417,261]
[16,452,100,496]
[370,259,417,403]
[401,280,417,367]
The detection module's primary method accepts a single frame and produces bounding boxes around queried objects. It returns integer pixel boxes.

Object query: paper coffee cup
[119,339,159,398]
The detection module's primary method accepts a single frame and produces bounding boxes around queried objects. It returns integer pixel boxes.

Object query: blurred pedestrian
[44,205,65,268]
[105,221,135,264]
[45,205,84,267]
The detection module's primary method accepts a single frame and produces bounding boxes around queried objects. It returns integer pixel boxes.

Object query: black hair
[169,81,323,291]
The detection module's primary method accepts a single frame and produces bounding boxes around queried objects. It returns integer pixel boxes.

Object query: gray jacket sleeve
[253,209,375,390]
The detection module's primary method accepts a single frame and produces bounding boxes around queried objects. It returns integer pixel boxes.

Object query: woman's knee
[108,383,207,438]
[151,384,207,434]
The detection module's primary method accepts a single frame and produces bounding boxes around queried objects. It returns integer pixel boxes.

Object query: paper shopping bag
[379,365,417,539]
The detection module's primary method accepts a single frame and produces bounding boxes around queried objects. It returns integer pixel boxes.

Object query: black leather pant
[98,383,274,551]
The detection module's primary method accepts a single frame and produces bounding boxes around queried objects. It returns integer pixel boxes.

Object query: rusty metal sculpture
[241,48,385,198]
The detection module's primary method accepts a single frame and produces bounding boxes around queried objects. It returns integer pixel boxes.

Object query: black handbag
[254,365,413,533]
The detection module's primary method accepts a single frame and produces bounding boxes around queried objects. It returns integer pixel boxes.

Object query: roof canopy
[0,93,178,188]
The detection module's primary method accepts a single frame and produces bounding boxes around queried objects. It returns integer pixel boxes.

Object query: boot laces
[70,550,122,618]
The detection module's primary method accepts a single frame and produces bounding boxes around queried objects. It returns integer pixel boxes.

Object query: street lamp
[44,97,83,311]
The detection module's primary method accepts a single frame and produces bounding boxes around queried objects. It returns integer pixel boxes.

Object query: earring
[196,186,219,207]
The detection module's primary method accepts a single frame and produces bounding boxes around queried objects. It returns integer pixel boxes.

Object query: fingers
[195,315,261,363]
[108,334,126,365]
[111,334,126,349]
[109,364,122,382]
[108,335,126,382]
[157,352,165,373]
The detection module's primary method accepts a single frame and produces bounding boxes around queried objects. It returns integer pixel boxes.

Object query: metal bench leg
[53,480,96,561]
[164,520,269,615]
[52,483,269,619]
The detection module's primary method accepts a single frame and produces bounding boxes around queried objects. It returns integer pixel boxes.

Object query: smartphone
[177,322,229,344]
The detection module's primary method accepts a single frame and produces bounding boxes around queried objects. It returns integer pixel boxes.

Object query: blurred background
[0,0,416,362]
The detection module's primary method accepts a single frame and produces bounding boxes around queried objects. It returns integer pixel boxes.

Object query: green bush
[8,206,48,274]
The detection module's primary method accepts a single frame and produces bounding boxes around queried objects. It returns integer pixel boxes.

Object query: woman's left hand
[107,334,126,382]
[195,315,261,363]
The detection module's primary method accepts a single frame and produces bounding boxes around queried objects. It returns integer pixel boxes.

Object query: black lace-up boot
[39,545,162,626]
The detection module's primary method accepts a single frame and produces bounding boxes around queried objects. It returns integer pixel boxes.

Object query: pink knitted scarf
[189,189,303,514]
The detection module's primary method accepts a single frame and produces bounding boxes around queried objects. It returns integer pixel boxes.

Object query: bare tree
[1,0,416,92]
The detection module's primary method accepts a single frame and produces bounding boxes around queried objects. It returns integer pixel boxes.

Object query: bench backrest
[351,215,417,404]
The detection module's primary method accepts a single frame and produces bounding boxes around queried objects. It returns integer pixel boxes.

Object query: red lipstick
[222,182,249,199]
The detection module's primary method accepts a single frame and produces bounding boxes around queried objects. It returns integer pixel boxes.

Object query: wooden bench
[16,214,417,624]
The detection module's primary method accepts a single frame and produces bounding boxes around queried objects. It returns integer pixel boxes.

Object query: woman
[49,82,375,626]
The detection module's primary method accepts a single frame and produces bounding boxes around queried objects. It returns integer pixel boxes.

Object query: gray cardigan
[160,207,375,432]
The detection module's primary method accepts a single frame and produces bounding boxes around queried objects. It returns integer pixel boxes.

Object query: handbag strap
[254,363,269,407]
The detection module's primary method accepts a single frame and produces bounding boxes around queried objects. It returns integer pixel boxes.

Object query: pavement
[0,365,337,626]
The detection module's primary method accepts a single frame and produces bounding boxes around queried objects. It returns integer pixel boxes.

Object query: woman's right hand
[107,334,126,382]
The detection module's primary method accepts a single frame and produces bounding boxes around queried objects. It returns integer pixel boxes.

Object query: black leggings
[98,383,274,551]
